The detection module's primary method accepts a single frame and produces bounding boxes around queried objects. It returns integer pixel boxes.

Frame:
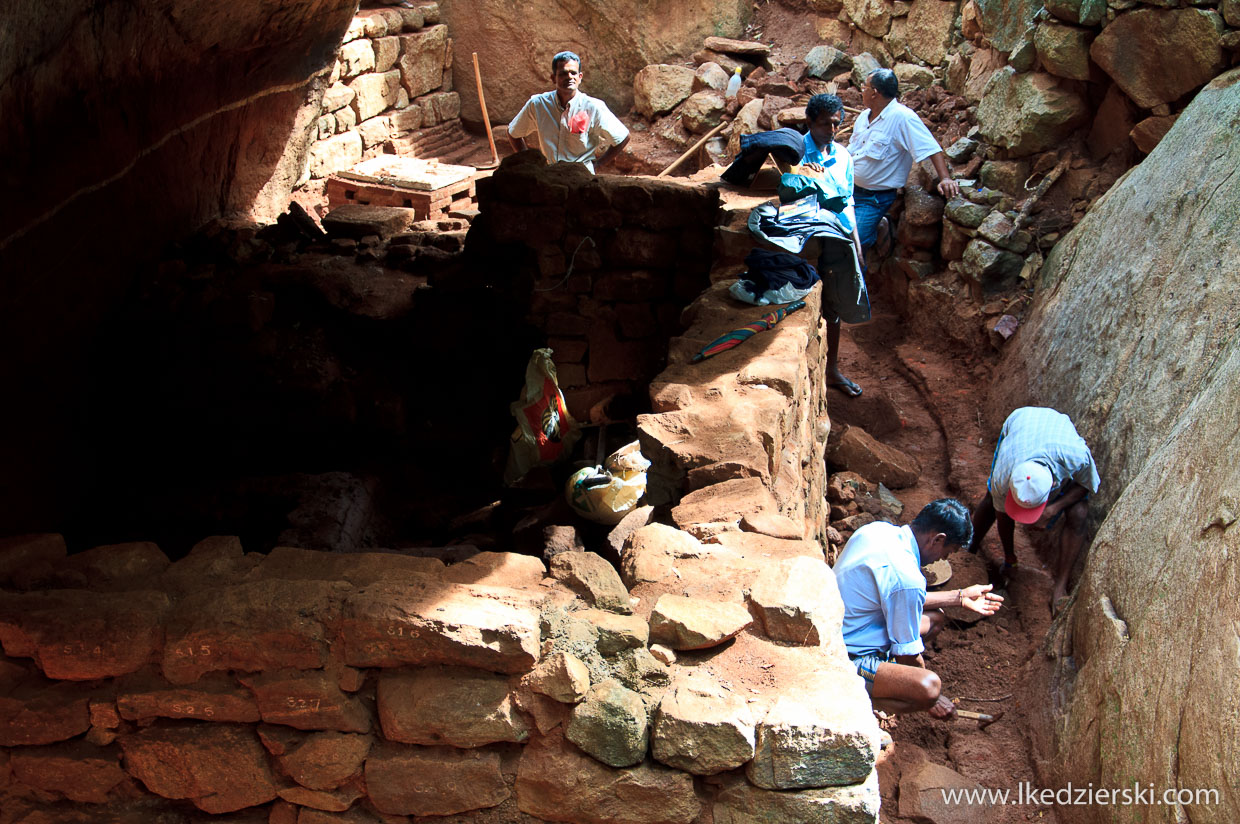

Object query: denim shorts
[849,651,891,695]
[853,186,899,249]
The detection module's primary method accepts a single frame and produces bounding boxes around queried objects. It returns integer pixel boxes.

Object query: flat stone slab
[703,37,772,57]
[322,204,422,239]
[649,595,753,650]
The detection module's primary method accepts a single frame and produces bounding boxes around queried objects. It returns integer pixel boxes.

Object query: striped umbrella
[691,300,807,363]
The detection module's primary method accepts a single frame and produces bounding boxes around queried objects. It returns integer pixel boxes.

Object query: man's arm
[928,152,960,198]
[925,584,1003,615]
[1033,482,1088,528]
[507,98,536,156]
[593,134,630,170]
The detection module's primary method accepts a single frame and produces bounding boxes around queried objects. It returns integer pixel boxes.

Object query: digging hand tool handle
[472,52,499,167]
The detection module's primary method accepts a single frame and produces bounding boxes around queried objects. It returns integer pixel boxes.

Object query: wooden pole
[472,52,499,169]
[657,121,728,178]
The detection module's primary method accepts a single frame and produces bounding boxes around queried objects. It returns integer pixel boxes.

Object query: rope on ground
[955,693,1013,703]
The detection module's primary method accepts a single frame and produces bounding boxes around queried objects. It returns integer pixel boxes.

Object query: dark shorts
[849,651,891,695]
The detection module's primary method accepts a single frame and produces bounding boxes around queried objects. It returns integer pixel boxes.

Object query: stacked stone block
[306,3,461,183]
[0,524,877,821]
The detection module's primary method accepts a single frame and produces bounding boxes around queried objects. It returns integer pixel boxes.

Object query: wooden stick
[472,52,499,168]
[1013,158,1069,231]
[657,121,728,178]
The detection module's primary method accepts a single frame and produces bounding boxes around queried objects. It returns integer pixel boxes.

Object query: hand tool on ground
[658,121,727,178]
[955,709,1004,729]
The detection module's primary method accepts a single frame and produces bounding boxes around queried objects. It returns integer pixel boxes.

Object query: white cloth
[987,407,1101,511]
[847,99,943,191]
[834,522,928,657]
[507,91,629,173]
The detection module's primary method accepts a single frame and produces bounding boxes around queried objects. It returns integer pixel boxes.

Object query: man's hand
[960,584,1003,616]
[1032,507,1058,529]
[803,162,825,173]
[936,177,960,198]
[928,694,957,719]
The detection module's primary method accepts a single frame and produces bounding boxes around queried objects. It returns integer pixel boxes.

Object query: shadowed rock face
[441,0,751,126]
[992,68,1240,824]
[0,0,355,531]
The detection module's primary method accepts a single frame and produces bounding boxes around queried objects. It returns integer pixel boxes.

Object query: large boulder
[805,46,852,80]
[972,0,1042,52]
[842,0,892,38]
[976,67,1089,157]
[1035,23,1093,82]
[633,65,697,118]
[680,90,727,134]
[993,68,1240,824]
[443,0,752,125]
[1090,8,1226,109]
[904,0,961,66]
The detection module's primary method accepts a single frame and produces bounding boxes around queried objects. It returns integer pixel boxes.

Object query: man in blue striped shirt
[835,499,1003,717]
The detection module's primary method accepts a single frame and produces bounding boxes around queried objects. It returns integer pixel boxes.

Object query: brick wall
[470,155,719,421]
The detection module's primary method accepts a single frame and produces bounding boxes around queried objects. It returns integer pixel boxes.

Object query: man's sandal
[830,377,863,397]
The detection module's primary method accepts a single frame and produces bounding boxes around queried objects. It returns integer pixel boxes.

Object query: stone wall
[468,155,720,421]
[990,68,1240,824]
[0,306,878,821]
[302,4,463,188]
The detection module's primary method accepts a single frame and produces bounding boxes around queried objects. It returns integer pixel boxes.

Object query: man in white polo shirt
[835,499,1003,717]
[835,69,958,397]
[507,51,630,174]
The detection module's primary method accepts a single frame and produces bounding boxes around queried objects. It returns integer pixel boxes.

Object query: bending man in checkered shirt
[969,406,1100,614]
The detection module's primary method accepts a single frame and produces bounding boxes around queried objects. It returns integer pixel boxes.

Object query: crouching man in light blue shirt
[834,499,1003,718]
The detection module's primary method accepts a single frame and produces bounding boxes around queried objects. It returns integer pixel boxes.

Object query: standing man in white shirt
[507,51,630,174]
[836,69,959,397]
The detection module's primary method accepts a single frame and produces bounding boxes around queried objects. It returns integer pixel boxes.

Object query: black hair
[910,498,973,549]
[868,68,899,100]
[806,93,844,123]
[552,51,581,74]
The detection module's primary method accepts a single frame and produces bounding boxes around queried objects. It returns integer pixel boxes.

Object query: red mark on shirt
[568,111,589,134]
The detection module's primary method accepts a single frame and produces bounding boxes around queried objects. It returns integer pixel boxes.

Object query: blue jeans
[853,186,898,249]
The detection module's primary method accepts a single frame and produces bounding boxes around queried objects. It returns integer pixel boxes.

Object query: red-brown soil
[840,306,1061,823]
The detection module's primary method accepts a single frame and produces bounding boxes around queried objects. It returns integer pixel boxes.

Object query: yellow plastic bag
[565,440,651,525]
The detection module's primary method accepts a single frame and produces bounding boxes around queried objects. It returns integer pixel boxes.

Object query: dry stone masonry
[305,4,465,188]
[0,493,880,822]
